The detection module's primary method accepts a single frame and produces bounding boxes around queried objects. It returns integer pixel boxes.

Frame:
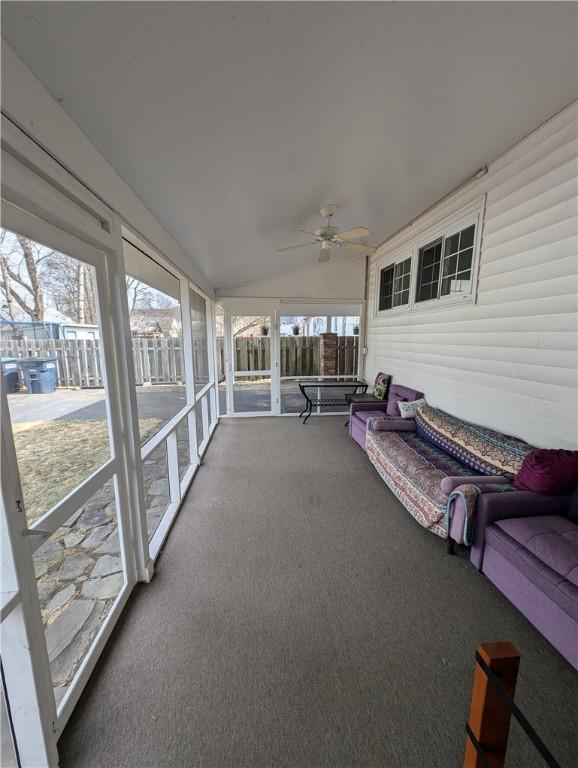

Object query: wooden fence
[1,337,206,389]
[1,338,105,388]
[222,336,359,378]
[1,335,358,389]
[280,337,318,376]
[335,336,359,377]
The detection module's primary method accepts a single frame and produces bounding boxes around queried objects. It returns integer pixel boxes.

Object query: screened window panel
[190,288,210,395]
[125,272,186,446]
[392,258,412,307]
[440,224,475,296]
[416,239,443,302]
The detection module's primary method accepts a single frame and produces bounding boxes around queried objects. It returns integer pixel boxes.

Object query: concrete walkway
[8,386,187,424]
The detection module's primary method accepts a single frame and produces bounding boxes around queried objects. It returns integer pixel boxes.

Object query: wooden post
[464,642,520,768]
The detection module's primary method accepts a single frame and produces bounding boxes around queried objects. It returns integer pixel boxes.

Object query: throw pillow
[513,449,578,495]
[373,373,392,400]
[398,398,426,419]
[373,383,387,400]
[386,392,406,416]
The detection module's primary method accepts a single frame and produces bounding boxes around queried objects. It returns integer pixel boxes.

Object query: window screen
[416,239,443,303]
[441,224,475,296]
[392,258,412,307]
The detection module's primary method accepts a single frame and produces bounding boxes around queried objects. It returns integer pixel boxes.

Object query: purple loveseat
[349,384,424,451]
[472,490,578,669]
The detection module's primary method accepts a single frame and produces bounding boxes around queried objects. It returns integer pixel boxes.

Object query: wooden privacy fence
[335,337,359,377]
[233,336,271,372]
[218,335,359,378]
[279,336,358,376]
[0,337,207,389]
[280,337,318,376]
[1,338,105,388]
[1,335,358,389]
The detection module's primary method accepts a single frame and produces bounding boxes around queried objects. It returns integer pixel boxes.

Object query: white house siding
[366,103,578,450]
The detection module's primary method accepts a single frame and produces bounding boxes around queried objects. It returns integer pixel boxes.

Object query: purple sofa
[349,384,424,451]
[364,403,539,538]
[472,490,577,669]
[362,400,577,668]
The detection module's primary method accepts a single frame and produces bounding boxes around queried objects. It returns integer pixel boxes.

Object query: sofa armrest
[470,491,570,570]
[350,401,388,414]
[440,475,509,496]
[369,417,416,432]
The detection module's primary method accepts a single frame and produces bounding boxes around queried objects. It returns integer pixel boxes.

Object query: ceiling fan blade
[335,226,370,241]
[291,229,318,238]
[277,242,317,252]
[318,248,331,263]
[341,242,376,256]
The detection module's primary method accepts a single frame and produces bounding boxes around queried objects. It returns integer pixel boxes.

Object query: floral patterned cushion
[366,430,473,537]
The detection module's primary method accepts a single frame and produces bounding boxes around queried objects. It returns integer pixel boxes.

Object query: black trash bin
[19,358,58,394]
[1,358,21,393]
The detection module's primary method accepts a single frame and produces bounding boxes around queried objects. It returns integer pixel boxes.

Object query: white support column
[209,385,217,428]
[188,409,199,465]
[181,282,200,473]
[166,430,181,505]
[109,217,153,583]
[358,300,367,382]
[201,396,209,451]
[205,298,217,391]
[271,309,281,415]
[212,303,222,420]
[93,255,138,590]
[180,280,196,406]
[224,310,234,416]
[0,382,59,768]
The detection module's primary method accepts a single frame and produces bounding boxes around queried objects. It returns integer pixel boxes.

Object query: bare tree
[0,231,17,321]
[43,252,98,324]
[127,276,153,314]
[0,229,105,327]
[232,316,269,336]
[0,233,48,320]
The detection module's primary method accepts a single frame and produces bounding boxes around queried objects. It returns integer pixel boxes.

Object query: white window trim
[374,196,485,318]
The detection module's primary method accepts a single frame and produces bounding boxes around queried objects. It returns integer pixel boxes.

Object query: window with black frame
[415,238,443,302]
[378,265,394,310]
[379,257,411,310]
[378,217,478,311]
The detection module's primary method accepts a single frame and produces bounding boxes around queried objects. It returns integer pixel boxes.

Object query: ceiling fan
[277,204,376,263]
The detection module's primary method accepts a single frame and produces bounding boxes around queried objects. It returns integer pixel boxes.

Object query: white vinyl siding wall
[366,102,578,450]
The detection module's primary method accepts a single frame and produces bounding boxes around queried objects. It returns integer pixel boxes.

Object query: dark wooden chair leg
[447,538,455,555]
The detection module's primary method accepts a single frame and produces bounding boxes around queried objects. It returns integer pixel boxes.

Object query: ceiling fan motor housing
[315,225,339,240]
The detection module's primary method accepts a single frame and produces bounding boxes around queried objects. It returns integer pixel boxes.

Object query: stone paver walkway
[35,432,190,706]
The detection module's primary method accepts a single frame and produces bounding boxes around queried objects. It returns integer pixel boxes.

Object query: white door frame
[218,300,365,419]
[0,208,141,758]
[224,309,278,417]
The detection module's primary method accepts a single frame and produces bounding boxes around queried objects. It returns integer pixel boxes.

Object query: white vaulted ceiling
[2,2,577,290]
